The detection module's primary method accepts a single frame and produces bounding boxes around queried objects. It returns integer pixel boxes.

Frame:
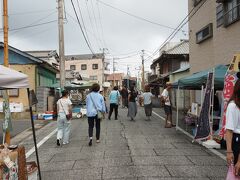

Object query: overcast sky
[2,0,188,76]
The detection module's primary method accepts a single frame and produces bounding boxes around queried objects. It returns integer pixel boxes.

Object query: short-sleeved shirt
[143,92,154,105]
[109,90,121,104]
[161,89,171,106]
[225,101,240,134]
[57,98,72,114]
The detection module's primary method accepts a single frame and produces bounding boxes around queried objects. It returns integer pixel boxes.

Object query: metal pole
[113,58,115,86]
[58,0,66,89]
[141,50,145,90]
[3,0,11,145]
[27,88,42,180]
[176,86,180,130]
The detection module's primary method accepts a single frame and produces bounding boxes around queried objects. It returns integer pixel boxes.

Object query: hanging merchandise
[219,54,240,138]
[194,72,213,140]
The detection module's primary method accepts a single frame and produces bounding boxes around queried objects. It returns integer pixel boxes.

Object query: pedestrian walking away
[161,82,175,128]
[56,90,72,146]
[108,86,121,120]
[128,86,138,121]
[86,83,106,146]
[225,79,240,175]
[120,86,129,108]
[143,85,154,121]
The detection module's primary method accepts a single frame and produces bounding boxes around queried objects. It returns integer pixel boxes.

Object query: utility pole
[112,58,115,87]
[3,0,11,145]
[141,50,145,91]
[127,65,130,89]
[58,0,65,89]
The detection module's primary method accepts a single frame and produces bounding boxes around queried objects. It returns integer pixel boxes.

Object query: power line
[66,11,103,49]
[90,0,104,47]
[3,20,57,32]
[96,0,108,49]
[9,9,56,16]
[85,0,102,49]
[71,0,95,54]
[76,0,93,48]
[9,11,57,35]
[96,0,187,33]
[145,0,207,62]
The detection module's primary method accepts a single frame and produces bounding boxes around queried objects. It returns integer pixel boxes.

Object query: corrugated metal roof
[165,40,189,55]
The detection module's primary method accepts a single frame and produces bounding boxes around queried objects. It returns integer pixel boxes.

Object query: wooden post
[3,0,11,145]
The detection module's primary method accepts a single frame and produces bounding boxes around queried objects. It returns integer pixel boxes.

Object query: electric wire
[76,0,93,49]
[85,0,102,49]
[90,0,104,47]
[71,0,95,54]
[96,0,187,33]
[2,20,57,32]
[96,0,108,49]
[66,11,103,49]
[9,10,57,35]
[145,0,207,62]
[9,9,55,16]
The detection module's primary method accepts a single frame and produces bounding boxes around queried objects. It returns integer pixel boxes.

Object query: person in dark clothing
[128,86,138,121]
[121,86,129,108]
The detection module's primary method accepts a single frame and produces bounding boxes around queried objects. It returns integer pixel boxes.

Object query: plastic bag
[226,164,240,180]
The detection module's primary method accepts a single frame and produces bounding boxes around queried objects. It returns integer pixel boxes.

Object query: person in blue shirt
[108,86,121,120]
[86,83,106,146]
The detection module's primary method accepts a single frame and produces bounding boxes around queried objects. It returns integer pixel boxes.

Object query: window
[216,4,224,27]
[92,64,98,70]
[70,65,76,70]
[0,89,19,97]
[193,0,202,7]
[89,76,97,80]
[81,64,87,70]
[196,23,213,44]
[225,0,240,26]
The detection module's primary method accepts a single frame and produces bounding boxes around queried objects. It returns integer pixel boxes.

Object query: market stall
[0,65,41,179]
[174,65,228,147]
[64,81,94,118]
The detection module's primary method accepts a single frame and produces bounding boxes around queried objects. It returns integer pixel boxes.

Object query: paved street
[22,107,227,180]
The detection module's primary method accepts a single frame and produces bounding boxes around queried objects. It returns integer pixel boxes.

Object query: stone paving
[26,107,227,180]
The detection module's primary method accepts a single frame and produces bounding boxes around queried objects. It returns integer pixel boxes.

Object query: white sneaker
[63,141,69,145]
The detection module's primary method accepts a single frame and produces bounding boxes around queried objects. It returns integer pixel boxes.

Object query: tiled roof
[65,53,104,60]
[165,40,189,55]
[171,65,190,74]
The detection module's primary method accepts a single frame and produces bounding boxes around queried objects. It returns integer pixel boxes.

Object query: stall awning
[176,64,228,90]
[0,65,29,89]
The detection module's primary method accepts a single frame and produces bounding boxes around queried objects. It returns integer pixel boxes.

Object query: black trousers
[108,103,118,119]
[88,116,100,140]
[232,133,240,165]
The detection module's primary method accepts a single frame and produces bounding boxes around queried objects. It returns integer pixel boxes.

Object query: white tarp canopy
[0,65,29,89]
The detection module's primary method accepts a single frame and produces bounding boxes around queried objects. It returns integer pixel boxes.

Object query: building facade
[65,54,110,87]
[0,43,58,110]
[189,0,240,73]
[149,40,189,95]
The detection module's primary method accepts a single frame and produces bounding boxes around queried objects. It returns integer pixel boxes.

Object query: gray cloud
[4,0,188,74]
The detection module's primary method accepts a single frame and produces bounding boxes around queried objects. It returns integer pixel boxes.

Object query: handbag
[59,99,72,120]
[89,94,103,120]
[226,164,240,180]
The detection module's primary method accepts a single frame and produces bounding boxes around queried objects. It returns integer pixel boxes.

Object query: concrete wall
[188,0,240,74]
[65,58,104,86]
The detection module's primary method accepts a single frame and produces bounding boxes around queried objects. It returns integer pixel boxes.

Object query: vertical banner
[2,90,13,143]
[194,72,213,140]
[219,54,240,138]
